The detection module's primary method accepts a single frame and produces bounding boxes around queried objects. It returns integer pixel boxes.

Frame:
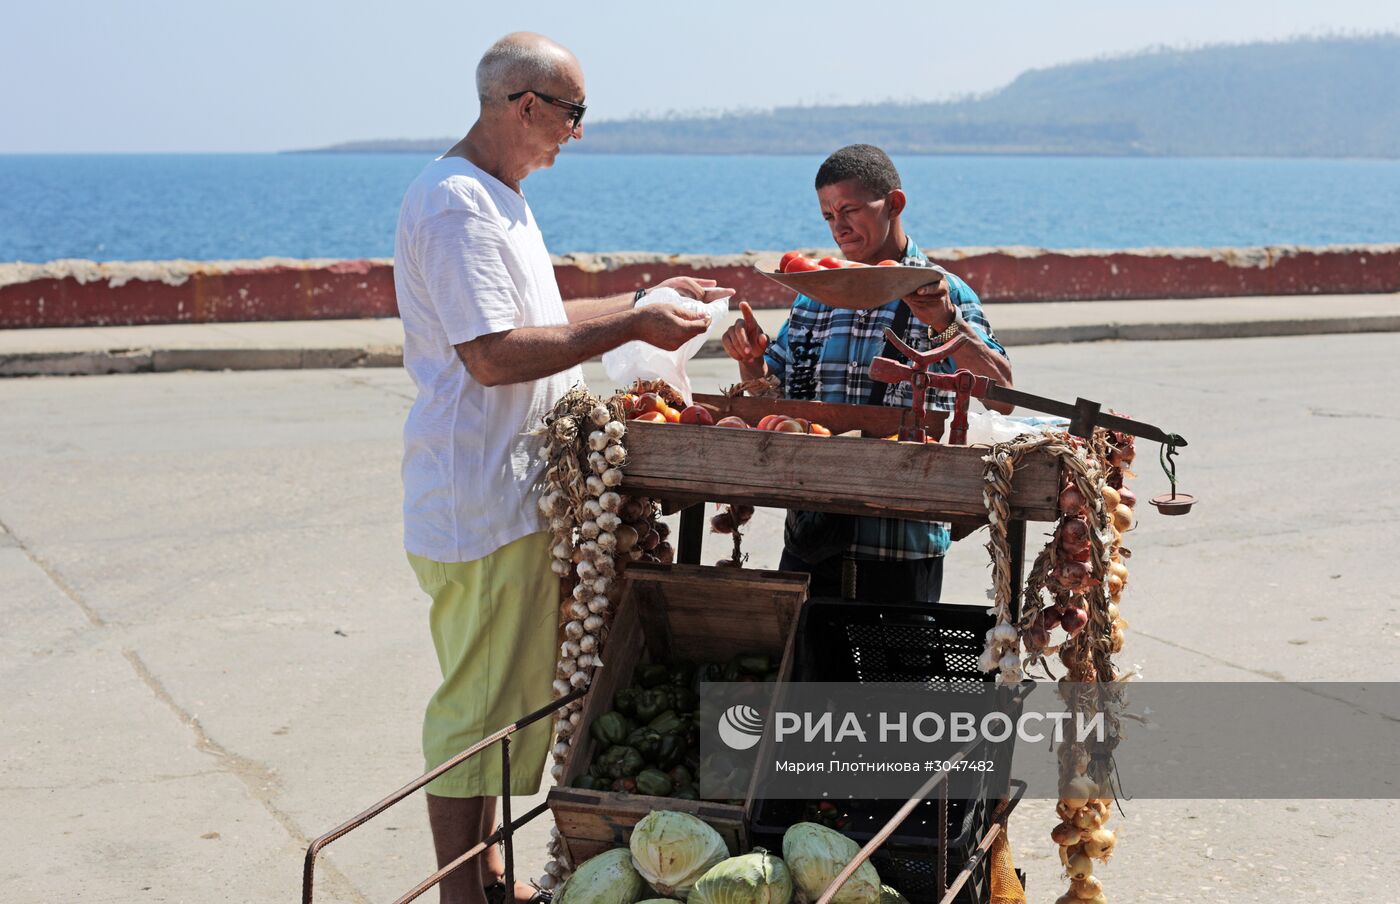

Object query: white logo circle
[718,704,765,750]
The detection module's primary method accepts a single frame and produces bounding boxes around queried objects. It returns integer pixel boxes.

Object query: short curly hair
[814,144,901,197]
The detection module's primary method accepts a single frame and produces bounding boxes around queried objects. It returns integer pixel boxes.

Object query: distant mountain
[297,35,1400,158]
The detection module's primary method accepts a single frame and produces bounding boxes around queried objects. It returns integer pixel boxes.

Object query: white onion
[601,468,623,487]
[588,430,610,452]
[599,491,622,512]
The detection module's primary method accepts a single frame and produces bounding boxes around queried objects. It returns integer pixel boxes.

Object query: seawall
[2,245,1398,329]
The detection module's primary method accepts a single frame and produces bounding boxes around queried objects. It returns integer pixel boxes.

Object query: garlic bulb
[581,539,600,558]
[538,493,556,516]
[583,614,604,632]
[553,741,571,758]
[557,658,577,676]
[552,541,571,560]
[998,653,1020,672]
[992,623,1019,644]
[604,420,625,440]
[597,512,622,532]
[591,577,611,595]
[538,875,557,892]
[564,620,585,640]
[550,559,570,577]
[587,594,610,614]
[572,582,591,602]
[596,531,617,553]
[552,679,570,696]
[588,451,608,474]
[577,653,594,669]
[588,431,610,452]
[568,600,589,619]
[549,515,570,533]
[599,491,622,512]
[580,634,598,654]
[569,670,589,689]
[601,468,623,487]
[576,560,597,581]
[550,763,564,780]
[590,405,611,427]
[583,499,603,519]
[580,520,600,540]
[604,444,627,466]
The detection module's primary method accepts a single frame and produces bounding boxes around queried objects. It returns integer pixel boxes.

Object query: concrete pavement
[2,335,1398,902]
[2,292,1399,376]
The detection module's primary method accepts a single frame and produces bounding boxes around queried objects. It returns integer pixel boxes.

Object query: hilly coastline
[298,35,1400,158]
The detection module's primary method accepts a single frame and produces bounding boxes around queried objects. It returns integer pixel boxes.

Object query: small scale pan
[755,264,948,310]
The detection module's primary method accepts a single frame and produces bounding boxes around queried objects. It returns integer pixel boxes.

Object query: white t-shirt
[394,156,582,563]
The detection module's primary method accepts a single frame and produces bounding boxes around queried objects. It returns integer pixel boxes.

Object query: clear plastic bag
[601,287,730,404]
[963,400,1068,445]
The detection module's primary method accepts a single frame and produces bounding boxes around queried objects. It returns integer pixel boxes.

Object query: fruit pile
[777,251,902,272]
[623,393,832,437]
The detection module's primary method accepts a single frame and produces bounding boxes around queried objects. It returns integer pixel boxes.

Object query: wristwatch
[632,287,649,305]
[927,313,964,345]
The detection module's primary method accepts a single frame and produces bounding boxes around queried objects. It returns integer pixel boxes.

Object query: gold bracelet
[927,317,962,345]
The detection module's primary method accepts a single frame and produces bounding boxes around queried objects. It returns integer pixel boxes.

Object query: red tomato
[876,259,899,266]
[679,405,716,426]
[782,255,821,273]
[778,251,802,271]
[816,256,844,269]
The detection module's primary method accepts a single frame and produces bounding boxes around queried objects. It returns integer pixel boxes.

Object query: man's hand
[721,301,768,364]
[632,303,711,350]
[653,276,737,304]
[902,275,958,332]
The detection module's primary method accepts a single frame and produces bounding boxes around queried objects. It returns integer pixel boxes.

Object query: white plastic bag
[601,287,730,404]
[963,400,1068,445]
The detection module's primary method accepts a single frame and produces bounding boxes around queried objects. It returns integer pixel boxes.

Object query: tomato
[632,411,667,423]
[661,405,682,423]
[876,259,899,266]
[809,423,832,436]
[679,405,716,426]
[756,414,784,431]
[782,255,821,273]
[714,416,750,428]
[816,256,844,269]
[773,418,807,433]
[634,392,664,414]
[778,251,802,271]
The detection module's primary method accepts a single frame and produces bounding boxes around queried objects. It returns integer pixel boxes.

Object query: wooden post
[677,503,704,565]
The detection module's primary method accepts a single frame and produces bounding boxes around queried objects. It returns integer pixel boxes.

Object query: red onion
[1060,606,1089,634]
[1058,484,1087,516]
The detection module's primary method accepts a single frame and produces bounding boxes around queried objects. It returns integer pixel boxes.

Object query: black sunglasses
[507,89,586,128]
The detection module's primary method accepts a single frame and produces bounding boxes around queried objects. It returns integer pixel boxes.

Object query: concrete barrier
[3,245,1399,329]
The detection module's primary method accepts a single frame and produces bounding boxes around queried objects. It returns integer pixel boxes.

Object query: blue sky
[4,0,1398,153]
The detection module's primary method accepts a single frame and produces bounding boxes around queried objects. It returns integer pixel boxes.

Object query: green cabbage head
[781,823,880,904]
[688,850,792,904]
[629,811,731,899]
[556,848,646,904]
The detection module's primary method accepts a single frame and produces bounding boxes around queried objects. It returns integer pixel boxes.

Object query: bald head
[476,32,580,107]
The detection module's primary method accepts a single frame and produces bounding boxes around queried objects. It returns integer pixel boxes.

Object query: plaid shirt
[764,239,1008,561]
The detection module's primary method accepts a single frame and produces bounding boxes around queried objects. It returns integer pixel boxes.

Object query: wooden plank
[694,393,946,439]
[620,422,1059,522]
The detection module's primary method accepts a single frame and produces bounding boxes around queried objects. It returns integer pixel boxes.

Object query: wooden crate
[547,562,809,866]
[619,417,1060,523]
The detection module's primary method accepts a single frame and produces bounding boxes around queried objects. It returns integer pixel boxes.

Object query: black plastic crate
[793,597,996,692]
[748,795,990,904]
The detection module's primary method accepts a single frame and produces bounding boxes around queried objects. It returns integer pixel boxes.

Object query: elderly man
[395,32,732,904]
[723,144,1012,604]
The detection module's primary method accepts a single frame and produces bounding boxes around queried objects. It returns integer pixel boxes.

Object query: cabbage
[878,885,908,904]
[555,848,646,904]
[629,811,731,898]
[688,850,792,904]
[781,823,880,904]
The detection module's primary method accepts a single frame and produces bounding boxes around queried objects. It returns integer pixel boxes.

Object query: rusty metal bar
[303,688,585,904]
[390,801,549,904]
[936,781,1027,904]
[813,749,965,904]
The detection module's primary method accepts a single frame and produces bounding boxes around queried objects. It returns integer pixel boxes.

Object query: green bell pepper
[614,687,641,718]
[636,663,670,688]
[626,727,663,761]
[571,774,605,791]
[696,663,725,685]
[720,661,742,682]
[633,768,674,797]
[737,653,771,676]
[672,687,700,714]
[668,765,694,789]
[648,710,686,737]
[589,712,635,748]
[669,661,697,689]
[655,733,687,770]
[598,744,644,779]
[634,688,671,722]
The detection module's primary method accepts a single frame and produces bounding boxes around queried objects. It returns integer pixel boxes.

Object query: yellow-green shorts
[407,531,559,798]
